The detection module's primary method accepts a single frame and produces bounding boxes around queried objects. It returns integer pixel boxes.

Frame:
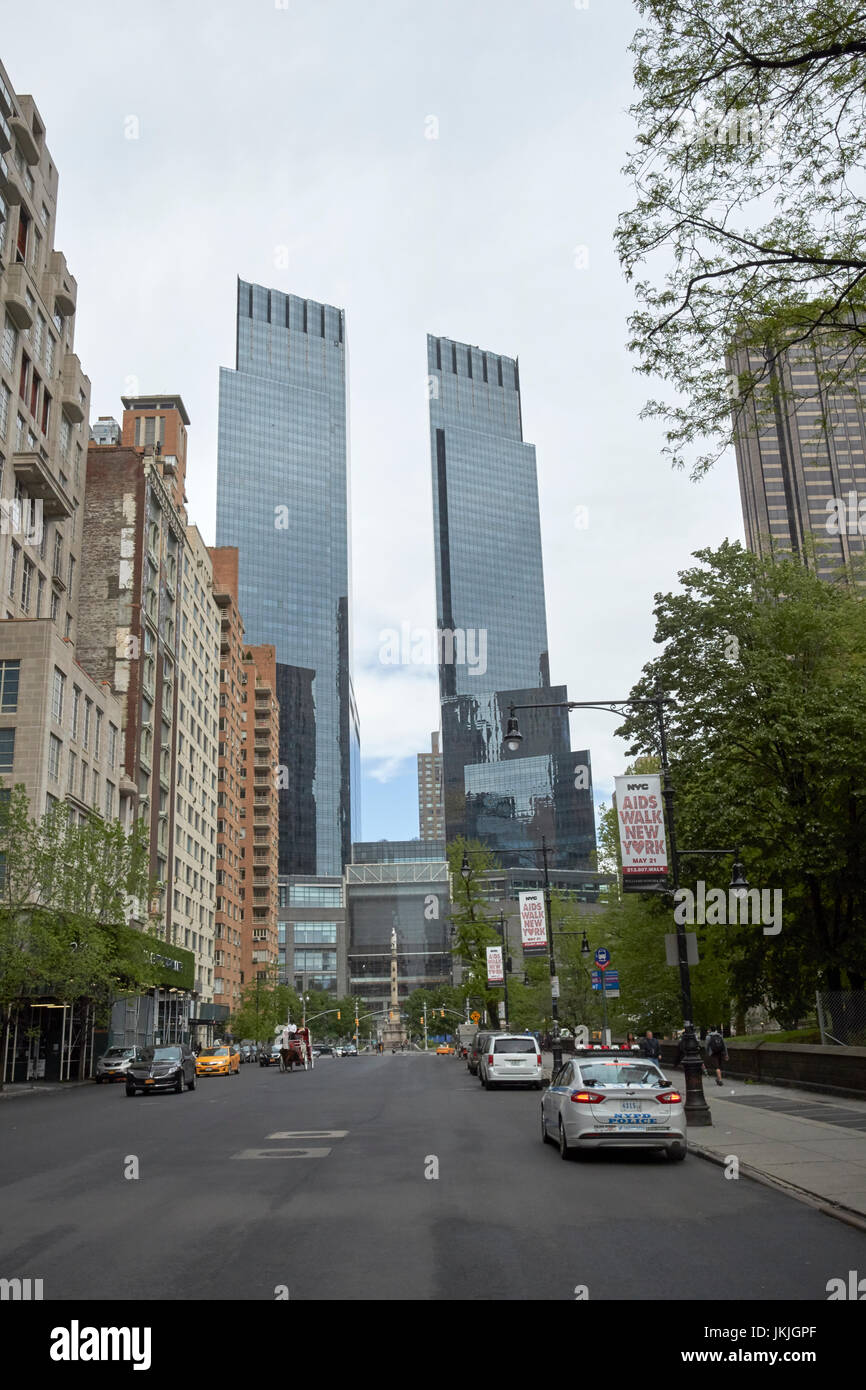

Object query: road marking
[231,1148,332,1159]
[266,1130,348,1139]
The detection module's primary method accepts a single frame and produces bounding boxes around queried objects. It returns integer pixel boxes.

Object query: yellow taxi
[436,1044,455,1055]
[195,1045,239,1077]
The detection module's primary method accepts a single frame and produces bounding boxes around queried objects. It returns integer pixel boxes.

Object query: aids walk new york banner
[486,945,505,987]
[614,773,669,892]
[518,890,548,957]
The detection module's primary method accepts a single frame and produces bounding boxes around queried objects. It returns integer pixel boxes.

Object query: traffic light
[440,1009,445,1018]
[336,1011,341,1020]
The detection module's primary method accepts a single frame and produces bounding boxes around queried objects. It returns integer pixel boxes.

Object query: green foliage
[0,783,158,1084]
[613,542,866,1018]
[230,974,299,1044]
[617,2,866,477]
[445,837,505,1027]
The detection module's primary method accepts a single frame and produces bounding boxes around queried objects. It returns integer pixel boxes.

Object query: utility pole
[423,1002,428,1053]
[542,835,562,1073]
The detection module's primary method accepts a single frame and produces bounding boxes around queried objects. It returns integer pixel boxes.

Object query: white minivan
[478,1034,543,1090]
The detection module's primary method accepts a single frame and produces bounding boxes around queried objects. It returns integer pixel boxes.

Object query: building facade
[79,397,220,1037]
[216,280,359,878]
[417,731,444,839]
[277,875,348,997]
[427,333,596,868]
[346,855,451,1009]
[730,337,866,583]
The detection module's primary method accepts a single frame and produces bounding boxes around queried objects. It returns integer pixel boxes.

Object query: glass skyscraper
[216,280,359,876]
[428,334,595,868]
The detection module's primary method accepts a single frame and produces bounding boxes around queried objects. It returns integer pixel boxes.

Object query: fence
[816,991,866,1047]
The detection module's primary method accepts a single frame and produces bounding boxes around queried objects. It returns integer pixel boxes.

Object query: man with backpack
[705,1026,728,1086]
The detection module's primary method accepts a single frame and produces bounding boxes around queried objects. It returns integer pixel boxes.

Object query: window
[67,749,76,792]
[80,759,88,800]
[1,314,16,370]
[66,554,75,595]
[0,382,9,440]
[51,667,65,723]
[8,542,19,598]
[53,530,63,578]
[0,728,14,773]
[104,781,114,819]
[92,768,99,807]
[92,708,102,759]
[82,697,92,749]
[71,685,80,739]
[108,722,118,770]
[35,573,45,618]
[15,206,29,263]
[20,556,34,613]
[48,733,61,782]
[0,661,20,713]
[49,591,59,623]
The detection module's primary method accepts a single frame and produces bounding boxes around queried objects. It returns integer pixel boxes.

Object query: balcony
[9,113,40,165]
[13,452,73,520]
[3,263,33,329]
[0,113,11,155]
[41,251,77,318]
[0,154,22,205]
[60,353,88,423]
[0,74,12,118]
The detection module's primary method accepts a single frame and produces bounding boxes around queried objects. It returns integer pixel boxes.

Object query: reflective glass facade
[428,336,596,868]
[216,281,359,875]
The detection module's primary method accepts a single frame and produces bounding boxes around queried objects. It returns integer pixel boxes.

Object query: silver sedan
[541,1051,687,1161]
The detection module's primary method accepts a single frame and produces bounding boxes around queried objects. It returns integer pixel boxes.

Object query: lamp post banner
[614,773,669,891]
[518,890,548,956]
[486,946,505,987]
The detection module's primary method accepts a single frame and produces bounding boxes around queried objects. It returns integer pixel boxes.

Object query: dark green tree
[617,2,866,477]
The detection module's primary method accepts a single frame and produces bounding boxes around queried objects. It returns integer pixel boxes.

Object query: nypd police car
[541,1045,686,1161]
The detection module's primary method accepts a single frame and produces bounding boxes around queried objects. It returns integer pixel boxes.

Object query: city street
[1,1054,863,1301]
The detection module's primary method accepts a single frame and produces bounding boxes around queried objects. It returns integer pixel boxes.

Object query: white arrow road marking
[232,1148,332,1159]
[266,1130,348,1139]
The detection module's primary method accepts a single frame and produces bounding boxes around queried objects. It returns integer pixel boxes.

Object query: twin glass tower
[216,284,595,875]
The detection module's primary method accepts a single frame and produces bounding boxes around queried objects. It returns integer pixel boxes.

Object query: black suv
[126,1044,197,1095]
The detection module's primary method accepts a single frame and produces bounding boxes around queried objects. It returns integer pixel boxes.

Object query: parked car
[95,1047,140,1083]
[195,1045,239,1077]
[125,1044,196,1095]
[240,1043,256,1063]
[478,1034,543,1090]
[467,1031,498,1076]
[435,1043,455,1055]
[317,1045,334,1056]
[541,1051,686,1160]
[259,1044,282,1067]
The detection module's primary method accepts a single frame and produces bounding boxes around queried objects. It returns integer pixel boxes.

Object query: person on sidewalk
[705,1026,728,1085]
[640,1029,660,1060]
[673,1031,708,1075]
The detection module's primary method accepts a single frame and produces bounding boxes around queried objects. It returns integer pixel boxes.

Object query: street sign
[595,947,611,969]
[591,970,602,991]
[604,971,619,986]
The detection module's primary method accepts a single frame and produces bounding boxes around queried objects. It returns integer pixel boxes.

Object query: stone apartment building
[79,397,221,1032]
[209,545,280,1014]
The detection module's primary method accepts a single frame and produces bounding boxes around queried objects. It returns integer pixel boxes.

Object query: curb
[687,1141,866,1234]
[0,1080,95,1100]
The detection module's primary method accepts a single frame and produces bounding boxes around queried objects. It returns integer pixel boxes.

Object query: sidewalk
[0,1079,93,1099]
[542,1053,866,1229]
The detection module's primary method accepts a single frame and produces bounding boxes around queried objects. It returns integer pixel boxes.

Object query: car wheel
[667,1143,686,1162]
[125,1084,136,1097]
[541,1107,551,1144]
[558,1119,572,1161]
[188,1072,196,1091]
[174,1072,184,1094]
[95,1075,104,1084]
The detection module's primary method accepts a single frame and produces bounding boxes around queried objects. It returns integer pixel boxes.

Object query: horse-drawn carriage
[277,1025,312,1072]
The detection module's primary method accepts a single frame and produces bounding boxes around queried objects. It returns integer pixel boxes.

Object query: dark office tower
[427,335,595,869]
[216,281,359,877]
[729,336,866,584]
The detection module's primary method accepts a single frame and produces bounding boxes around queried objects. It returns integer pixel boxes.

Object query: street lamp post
[505,692,739,1128]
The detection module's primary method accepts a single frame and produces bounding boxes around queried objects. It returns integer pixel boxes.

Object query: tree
[0,784,156,1085]
[617,2,866,477]
[230,975,299,1046]
[612,541,866,1026]
[445,838,504,1027]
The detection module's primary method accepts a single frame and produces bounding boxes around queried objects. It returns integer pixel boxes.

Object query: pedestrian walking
[705,1026,729,1085]
[640,1029,660,1060]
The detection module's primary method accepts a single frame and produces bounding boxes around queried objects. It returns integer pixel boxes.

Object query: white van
[478,1034,543,1090]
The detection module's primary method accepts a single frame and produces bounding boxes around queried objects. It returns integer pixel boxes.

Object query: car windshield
[104,1048,135,1059]
[139,1047,182,1062]
[200,1047,228,1056]
[494,1038,538,1054]
[577,1061,665,1086]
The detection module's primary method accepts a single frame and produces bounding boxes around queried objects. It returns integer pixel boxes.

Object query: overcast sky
[1,0,744,841]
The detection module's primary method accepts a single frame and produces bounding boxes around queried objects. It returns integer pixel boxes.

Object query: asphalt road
[1,1053,863,1301]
